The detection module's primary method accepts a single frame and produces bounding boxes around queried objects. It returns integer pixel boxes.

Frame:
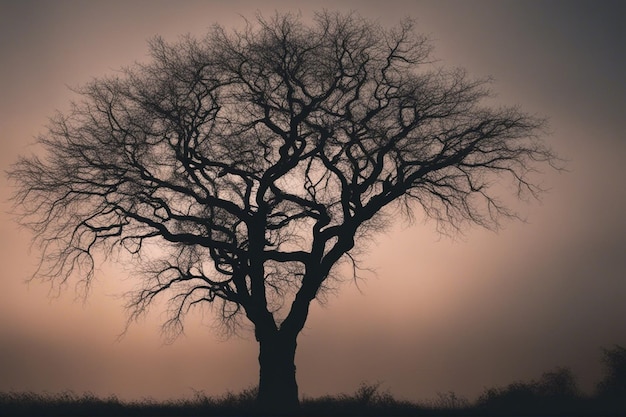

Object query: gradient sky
[1,0,624,403]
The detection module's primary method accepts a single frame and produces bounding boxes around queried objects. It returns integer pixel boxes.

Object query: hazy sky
[1,0,624,403]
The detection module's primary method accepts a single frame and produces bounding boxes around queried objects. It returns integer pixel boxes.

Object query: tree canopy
[10,11,557,409]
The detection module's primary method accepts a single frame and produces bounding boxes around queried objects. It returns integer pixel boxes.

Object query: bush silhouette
[596,345,626,397]
[594,345,626,412]
[429,391,470,410]
[476,367,581,414]
[536,367,580,399]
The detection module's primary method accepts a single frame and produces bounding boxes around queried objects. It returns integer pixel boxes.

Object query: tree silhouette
[9,11,557,411]
[596,345,626,401]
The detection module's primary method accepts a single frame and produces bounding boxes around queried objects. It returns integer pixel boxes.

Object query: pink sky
[1,0,624,403]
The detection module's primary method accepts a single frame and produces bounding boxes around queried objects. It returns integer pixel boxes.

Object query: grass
[2,346,624,416]
[1,383,624,417]
[0,386,456,417]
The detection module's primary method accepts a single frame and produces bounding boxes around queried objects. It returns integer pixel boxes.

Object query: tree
[9,11,557,412]
[596,345,626,400]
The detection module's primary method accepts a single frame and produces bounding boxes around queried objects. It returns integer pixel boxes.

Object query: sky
[0,0,624,403]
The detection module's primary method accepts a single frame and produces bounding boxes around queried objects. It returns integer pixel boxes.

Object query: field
[1,379,624,416]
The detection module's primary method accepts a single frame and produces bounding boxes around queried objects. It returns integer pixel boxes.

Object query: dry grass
[2,346,624,416]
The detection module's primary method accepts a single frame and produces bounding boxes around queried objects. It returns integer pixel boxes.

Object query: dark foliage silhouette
[595,345,626,409]
[9,11,557,411]
[477,367,582,414]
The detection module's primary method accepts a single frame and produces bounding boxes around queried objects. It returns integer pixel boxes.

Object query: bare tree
[9,11,557,411]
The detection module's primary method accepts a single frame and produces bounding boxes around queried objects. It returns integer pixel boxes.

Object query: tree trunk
[256,331,299,413]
